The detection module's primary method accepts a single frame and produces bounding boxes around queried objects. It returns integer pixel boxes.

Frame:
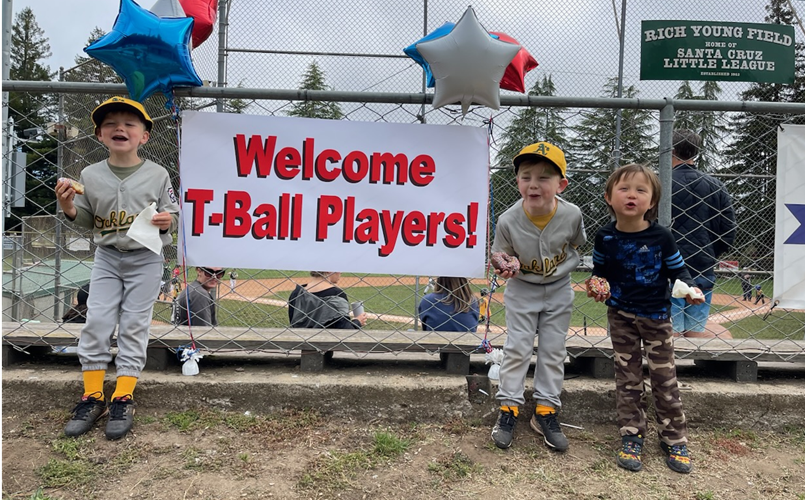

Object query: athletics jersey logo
[519,243,569,278]
[95,210,137,235]
[168,187,177,204]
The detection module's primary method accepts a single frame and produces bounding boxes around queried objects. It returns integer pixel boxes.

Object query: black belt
[100,245,150,253]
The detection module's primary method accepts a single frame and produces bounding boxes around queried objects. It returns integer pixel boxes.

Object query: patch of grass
[51,437,87,461]
[298,450,374,490]
[27,488,61,500]
[223,412,259,431]
[238,452,251,463]
[373,431,411,458]
[695,491,716,500]
[727,310,805,340]
[298,429,413,491]
[427,451,482,481]
[163,409,204,432]
[37,458,95,488]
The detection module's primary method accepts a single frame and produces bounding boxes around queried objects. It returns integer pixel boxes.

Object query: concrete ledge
[4,360,804,431]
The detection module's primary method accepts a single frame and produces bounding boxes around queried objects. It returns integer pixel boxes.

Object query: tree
[673,81,728,172]
[5,7,58,230]
[9,7,53,134]
[723,0,805,269]
[287,62,344,120]
[491,76,568,222]
[565,78,656,248]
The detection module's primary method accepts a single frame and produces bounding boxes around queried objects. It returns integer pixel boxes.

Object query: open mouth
[112,135,128,142]
[625,202,636,208]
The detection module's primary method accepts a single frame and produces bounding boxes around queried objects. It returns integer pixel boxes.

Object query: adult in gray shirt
[175,267,224,326]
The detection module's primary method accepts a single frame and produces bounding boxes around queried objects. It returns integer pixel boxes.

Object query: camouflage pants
[608,308,687,445]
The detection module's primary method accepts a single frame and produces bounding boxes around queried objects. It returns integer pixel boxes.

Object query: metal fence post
[658,98,674,227]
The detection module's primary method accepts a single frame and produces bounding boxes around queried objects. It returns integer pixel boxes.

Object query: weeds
[427,451,482,481]
[373,431,411,458]
[28,488,60,500]
[695,491,715,500]
[37,458,95,488]
[298,430,413,491]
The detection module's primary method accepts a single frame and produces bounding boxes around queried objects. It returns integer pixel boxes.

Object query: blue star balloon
[85,0,202,102]
[403,22,455,88]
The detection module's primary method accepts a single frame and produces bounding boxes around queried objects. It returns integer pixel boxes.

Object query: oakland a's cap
[91,96,153,132]
[513,142,567,177]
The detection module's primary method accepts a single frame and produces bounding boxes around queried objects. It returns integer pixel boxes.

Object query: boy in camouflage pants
[587,164,703,474]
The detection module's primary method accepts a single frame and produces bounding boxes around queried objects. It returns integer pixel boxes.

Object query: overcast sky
[9,0,796,105]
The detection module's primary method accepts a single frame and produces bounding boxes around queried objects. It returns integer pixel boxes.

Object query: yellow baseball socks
[111,376,137,400]
[82,370,106,400]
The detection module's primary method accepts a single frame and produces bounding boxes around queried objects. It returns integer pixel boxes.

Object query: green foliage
[722,0,805,271]
[37,458,95,488]
[9,7,53,134]
[287,61,344,120]
[28,488,61,500]
[372,431,411,458]
[495,75,567,169]
[673,81,728,172]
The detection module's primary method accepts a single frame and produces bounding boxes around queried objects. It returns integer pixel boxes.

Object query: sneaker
[64,393,108,437]
[105,395,135,440]
[491,407,518,449]
[530,411,569,451]
[616,435,643,472]
[660,441,693,474]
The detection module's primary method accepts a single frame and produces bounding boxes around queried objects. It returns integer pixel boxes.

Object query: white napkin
[126,202,162,255]
[671,279,705,300]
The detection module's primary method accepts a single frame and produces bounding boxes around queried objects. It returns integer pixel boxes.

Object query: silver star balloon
[417,6,520,116]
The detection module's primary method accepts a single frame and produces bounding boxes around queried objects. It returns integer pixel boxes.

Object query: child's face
[516,161,568,216]
[95,111,149,156]
[605,172,655,221]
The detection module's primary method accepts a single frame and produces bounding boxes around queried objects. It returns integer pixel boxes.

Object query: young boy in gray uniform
[55,96,180,440]
[491,142,586,451]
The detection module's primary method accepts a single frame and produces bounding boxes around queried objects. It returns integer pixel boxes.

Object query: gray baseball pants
[78,246,162,377]
[496,275,573,408]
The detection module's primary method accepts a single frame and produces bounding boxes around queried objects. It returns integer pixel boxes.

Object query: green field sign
[641,20,795,83]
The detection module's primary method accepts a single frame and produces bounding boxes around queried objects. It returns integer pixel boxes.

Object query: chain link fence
[3,0,805,364]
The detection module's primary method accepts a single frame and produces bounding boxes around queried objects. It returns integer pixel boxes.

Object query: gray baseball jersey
[492,196,586,285]
[71,160,180,250]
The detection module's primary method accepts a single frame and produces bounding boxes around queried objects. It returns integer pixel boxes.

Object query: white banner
[774,124,805,309]
[178,112,489,277]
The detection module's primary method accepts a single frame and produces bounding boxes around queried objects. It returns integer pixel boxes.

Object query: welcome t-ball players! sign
[641,20,795,83]
[178,111,489,277]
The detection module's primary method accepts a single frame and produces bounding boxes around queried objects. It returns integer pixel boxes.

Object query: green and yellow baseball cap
[91,96,153,132]
[513,142,567,177]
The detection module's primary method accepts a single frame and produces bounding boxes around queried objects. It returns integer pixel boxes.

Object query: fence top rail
[5,80,805,114]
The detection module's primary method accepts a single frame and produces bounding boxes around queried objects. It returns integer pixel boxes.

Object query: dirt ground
[3,404,804,500]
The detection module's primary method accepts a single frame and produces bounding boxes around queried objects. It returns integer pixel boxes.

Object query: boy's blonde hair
[433,276,476,314]
[604,163,661,221]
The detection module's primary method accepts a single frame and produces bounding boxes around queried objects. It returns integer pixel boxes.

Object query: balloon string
[169,91,196,351]
[478,116,496,353]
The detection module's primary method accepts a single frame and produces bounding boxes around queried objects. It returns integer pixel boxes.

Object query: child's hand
[55,179,77,219]
[493,267,518,279]
[585,277,610,302]
[151,211,173,231]
[685,287,705,305]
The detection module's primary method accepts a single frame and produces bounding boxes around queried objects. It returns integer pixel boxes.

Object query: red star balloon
[490,32,538,94]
